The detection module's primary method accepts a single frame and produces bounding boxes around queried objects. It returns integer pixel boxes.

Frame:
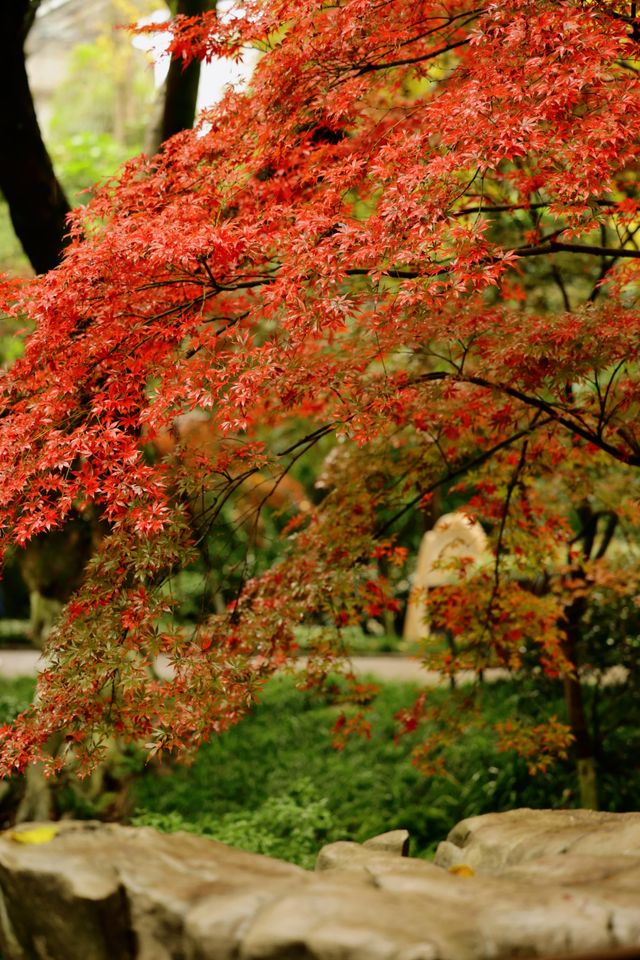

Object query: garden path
[0,649,627,685]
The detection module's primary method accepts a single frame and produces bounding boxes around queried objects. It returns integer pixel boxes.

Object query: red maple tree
[0,0,639,785]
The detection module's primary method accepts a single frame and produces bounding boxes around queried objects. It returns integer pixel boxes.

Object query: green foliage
[0,678,37,828]
[0,673,636,862]
[128,675,623,864]
[0,202,31,278]
[130,677,429,856]
[0,678,35,725]
[50,133,135,206]
[580,587,640,678]
[133,777,335,869]
[0,8,158,278]
[157,468,314,619]
[49,38,155,149]
[294,625,411,655]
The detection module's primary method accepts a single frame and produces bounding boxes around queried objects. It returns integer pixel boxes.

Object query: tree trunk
[562,595,599,810]
[0,2,71,274]
[148,0,216,153]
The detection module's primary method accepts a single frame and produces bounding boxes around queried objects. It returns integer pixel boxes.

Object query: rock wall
[0,810,638,959]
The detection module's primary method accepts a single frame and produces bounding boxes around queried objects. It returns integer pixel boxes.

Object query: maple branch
[595,358,628,439]
[216,429,334,616]
[550,264,572,312]
[481,436,530,648]
[454,201,550,216]
[195,254,222,291]
[344,230,640,288]
[242,432,322,552]
[354,36,472,75]
[345,267,429,280]
[587,220,640,302]
[374,415,553,538]
[343,236,640,289]
[123,291,219,325]
[517,240,640,259]
[188,466,262,541]
[414,371,640,466]
[132,219,640,319]
[352,8,482,75]
[605,4,640,41]
[453,199,616,216]
[388,8,485,48]
[276,423,339,456]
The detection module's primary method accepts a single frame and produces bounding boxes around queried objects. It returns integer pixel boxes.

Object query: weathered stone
[0,821,303,960]
[404,512,490,642]
[435,808,640,874]
[501,853,640,889]
[185,888,285,960]
[315,839,380,872]
[238,880,449,960]
[363,829,411,857]
[0,813,639,959]
[316,830,409,872]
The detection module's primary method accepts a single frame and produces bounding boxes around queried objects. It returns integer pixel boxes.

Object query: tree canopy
[0,0,639,775]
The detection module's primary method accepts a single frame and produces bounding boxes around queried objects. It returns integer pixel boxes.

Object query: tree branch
[374,415,554,537]
[345,239,640,287]
[414,371,640,466]
[354,36,471,74]
[480,436,530,647]
[453,199,616,216]
[518,240,640,259]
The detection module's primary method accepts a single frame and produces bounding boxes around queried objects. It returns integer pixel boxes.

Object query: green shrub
[129,675,584,863]
[132,777,336,869]
[0,677,35,724]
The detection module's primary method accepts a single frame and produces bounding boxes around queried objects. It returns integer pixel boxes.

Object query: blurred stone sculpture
[403,512,490,642]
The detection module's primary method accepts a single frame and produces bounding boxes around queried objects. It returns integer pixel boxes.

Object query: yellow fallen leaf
[448,863,475,877]
[8,825,60,845]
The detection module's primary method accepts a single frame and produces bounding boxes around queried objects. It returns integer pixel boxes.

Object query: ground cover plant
[0,0,638,804]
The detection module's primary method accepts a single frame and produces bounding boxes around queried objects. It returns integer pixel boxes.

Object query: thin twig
[480,437,531,647]
[374,415,553,538]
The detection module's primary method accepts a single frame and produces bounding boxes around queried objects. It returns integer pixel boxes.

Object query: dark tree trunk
[557,500,618,811]
[0,2,71,274]
[562,597,598,810]
[150,0,216,152]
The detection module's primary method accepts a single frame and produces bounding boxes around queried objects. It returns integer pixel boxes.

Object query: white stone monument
[403,512,490,641]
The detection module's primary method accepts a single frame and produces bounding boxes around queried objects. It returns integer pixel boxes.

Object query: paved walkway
[0,650,42,678]
[0,648,498,684]
[0,649,627,686]
[296,656,508,685]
